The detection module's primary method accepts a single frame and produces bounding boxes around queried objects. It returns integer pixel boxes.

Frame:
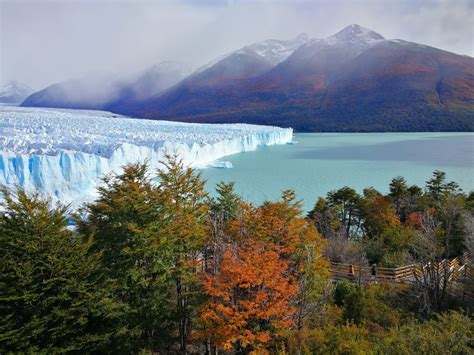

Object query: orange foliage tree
[196,240,298,352]
[226,190,324,258]
[364,196,400,237]
[196,191,328,353]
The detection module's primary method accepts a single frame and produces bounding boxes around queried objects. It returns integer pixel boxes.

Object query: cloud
[1,0,472,89]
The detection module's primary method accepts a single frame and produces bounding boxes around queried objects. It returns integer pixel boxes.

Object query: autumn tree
[362,195,400,238]
[361,194,414,266]
[226,191,311,255]
[196,240,298,353]
[197,191,328,352]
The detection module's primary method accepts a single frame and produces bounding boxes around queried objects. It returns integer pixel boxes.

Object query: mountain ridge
[21,25,474,132]
[135,24,474,131]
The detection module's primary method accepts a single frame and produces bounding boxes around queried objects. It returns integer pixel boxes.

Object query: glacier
[0,106,292,206]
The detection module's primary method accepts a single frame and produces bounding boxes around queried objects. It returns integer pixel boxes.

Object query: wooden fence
[329,253,470,285]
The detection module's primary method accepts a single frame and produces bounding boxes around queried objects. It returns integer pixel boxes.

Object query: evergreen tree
[76,162,178,351]
[389,176,408,218]
[426,170,460,202]
[157,156,210,353]
[0,187,124,353]
[307,197,340,238]
[327,187,363,237]
[210,181,241,221]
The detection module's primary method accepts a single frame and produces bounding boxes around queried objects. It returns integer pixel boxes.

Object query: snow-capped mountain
[0,81,34,104]
[136,24,474,132]
[21,34,310,114]
[131,34,310,117]
[194,33,309,74]
[17,25,474,131]
[232,33,310,66]
[323,24,384,46]
[0,106,292,206]
[183,33,310,87]
[285,24,384,66]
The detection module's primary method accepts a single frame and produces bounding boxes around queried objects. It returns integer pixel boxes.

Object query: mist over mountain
[0,81,34,104]
[21,62,189,112]
[21,25,474,132]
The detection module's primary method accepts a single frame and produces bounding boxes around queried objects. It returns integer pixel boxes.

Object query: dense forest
[1,157,473,354]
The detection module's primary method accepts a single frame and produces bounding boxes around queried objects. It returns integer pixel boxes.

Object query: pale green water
[201,133,474,211]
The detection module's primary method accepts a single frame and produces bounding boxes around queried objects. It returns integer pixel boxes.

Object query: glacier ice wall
[0,106,292,206]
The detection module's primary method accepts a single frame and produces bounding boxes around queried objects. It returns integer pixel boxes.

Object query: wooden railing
[329,253,470,284]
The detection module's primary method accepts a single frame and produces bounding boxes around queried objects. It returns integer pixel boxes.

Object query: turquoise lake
[201,133,474,212]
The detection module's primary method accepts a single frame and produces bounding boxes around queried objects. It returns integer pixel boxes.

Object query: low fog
[1,0,473,90]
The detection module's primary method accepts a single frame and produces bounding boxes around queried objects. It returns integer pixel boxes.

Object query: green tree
[78,157,209,353]
[210,181,241,221]
[389,176,408,218]
[333,281,367,325]
[76,162,177,351]
[405,184,423,215]
[0,187,124,353]
[382,311,473,354]
[438,194,468,258]
[78,163,161,278]
[157,156,209,353]
[327,187,363,238]
[308,197,339,238]
[426,170,460,202]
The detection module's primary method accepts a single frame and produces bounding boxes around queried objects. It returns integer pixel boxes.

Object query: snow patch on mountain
[0,81,34,104]
[194,33,309,73]
[326,24,384,45]
[0,106,292,205]
[236,33,310,66]
[302,24,384,49]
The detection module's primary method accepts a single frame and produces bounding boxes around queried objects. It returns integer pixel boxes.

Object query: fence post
[349,264,355,280]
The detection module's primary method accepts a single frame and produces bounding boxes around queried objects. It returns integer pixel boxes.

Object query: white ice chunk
[208,161,233,169]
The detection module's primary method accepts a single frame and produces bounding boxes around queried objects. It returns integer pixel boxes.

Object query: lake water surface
[201,133,474,211]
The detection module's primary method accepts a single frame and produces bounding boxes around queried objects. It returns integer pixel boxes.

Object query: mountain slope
[0,81,34,104]
[21,35,308,115]
[104,62,189,115]
[137,25,474,132]
[135,34,310,119]
[21,62,189,112]
[19,26,473,131]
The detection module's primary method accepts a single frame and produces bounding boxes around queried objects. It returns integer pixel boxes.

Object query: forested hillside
[1,158,473,353]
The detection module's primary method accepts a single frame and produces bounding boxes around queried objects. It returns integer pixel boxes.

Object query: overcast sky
[1,0,473,89]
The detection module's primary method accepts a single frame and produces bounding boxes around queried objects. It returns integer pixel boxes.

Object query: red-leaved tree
[196,239,298,353]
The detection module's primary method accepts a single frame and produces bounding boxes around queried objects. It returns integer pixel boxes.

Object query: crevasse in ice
[0,106,292,206]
